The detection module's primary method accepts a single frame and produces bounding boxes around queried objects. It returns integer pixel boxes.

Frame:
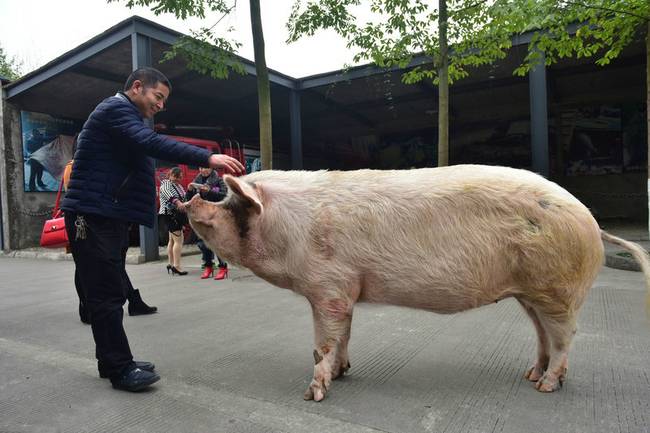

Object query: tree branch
[449,0,490,17]
[206,0,237,32]
[560,1,650,21]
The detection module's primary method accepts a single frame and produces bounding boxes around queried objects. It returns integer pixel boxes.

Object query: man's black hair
[124,67,172,93]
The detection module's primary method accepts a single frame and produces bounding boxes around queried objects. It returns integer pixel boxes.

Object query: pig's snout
[184,194,221,226]
[183,194,204,216]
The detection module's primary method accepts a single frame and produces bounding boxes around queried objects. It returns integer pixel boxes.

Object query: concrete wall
[0,101,57,250]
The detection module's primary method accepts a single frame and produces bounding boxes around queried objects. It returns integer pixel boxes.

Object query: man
[64,159,158,324]
[61,67,244,392]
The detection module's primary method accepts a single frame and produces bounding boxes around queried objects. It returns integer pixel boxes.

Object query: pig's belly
[358,275,510,314]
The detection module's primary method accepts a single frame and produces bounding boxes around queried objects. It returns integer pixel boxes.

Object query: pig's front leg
[304,297,354,402]
[333,320,352,380]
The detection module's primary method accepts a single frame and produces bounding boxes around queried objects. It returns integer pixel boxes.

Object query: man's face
[130,80,169,119]
[199,167,212,177]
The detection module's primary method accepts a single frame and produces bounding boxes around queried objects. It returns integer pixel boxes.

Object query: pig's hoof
[303,377,329,402]
[332,361,351,380]
[535,374,561,392]
[524,364,545,382]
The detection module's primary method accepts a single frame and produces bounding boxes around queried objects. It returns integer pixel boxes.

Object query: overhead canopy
[4,17,297,152]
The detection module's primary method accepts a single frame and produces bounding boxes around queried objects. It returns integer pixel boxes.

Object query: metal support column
[529,52,549,177]
[289,90,303,169]
[131,33,159,262]
[0,89,5,251]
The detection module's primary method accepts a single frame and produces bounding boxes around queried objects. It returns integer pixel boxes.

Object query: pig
[184,164,650,402]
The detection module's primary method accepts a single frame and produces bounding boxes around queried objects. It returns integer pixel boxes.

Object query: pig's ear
[224,175,263,214]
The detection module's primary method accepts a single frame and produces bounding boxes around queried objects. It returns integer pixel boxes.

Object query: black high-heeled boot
[128,289,158,316]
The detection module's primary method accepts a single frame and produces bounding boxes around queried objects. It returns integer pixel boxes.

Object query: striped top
[158,179,186,215]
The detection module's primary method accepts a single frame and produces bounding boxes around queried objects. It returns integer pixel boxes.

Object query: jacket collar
[114,92,143,118]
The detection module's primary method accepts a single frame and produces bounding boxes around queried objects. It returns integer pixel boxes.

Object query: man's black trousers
[65,212,134,378]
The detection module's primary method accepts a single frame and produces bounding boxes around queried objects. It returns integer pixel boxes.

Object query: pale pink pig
[184,165,650,402]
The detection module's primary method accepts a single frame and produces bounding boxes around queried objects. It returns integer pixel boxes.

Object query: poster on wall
[21,111,82,192]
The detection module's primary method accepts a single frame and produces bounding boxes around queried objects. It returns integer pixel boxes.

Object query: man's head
[199,166,213,177]
[124,67,172,119]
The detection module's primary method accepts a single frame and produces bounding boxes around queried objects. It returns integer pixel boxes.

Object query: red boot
[201,265,214,279]
[214,265,228,280]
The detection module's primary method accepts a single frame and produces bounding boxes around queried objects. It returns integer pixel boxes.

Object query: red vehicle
[155,135,245,191]
[155,135,246,244]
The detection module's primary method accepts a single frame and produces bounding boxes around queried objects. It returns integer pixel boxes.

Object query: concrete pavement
[1,251,649,433]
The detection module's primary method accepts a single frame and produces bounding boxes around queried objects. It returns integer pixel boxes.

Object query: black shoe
[99,360,156,378]
[170,266,188,276]
[127,289,158,316]
[79,303,91,325]
[110,366,160,392]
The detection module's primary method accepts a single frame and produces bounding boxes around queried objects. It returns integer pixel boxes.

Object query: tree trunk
[250,0,272,170]
[437,0,449,167]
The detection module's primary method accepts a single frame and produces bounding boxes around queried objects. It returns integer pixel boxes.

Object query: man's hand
[208,154,245,175]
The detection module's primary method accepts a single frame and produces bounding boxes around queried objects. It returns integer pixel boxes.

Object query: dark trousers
[197,239,226,268]
[75,259,137,312]
[65,212,134,378]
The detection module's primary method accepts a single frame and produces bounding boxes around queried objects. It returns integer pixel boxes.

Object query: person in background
[61,67,244,392]
[186,166,229,280]
[158,166,188,276]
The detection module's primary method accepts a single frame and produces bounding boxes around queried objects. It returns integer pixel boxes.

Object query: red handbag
[40,178,69,248]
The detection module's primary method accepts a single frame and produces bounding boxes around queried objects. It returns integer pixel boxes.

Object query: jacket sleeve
[201,174,228,202]
[213,177,228,202]
[106,102,211,167]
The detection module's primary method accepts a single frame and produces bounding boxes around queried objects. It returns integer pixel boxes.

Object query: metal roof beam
[132,19,296,89]
[5,23,135,98]
[298,24,583,90]
[298,57,430,90]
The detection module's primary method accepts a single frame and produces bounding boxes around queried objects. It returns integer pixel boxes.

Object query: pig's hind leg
[517,300,550,382]
[532,312,575,392]
[519,296,576,392]
[304,296,355,402]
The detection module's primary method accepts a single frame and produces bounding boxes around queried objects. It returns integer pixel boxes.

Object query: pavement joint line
[0,337,386,433]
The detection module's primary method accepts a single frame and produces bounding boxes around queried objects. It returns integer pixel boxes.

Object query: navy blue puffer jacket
[61,93,210,227]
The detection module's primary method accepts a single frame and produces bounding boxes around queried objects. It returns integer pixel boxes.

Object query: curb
[3,246,645,272]
[0,248,201,264]
[605,251,642,272]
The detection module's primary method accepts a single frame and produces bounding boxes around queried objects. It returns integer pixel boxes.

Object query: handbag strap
[171,182,184,201]
[52,176,65,218]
